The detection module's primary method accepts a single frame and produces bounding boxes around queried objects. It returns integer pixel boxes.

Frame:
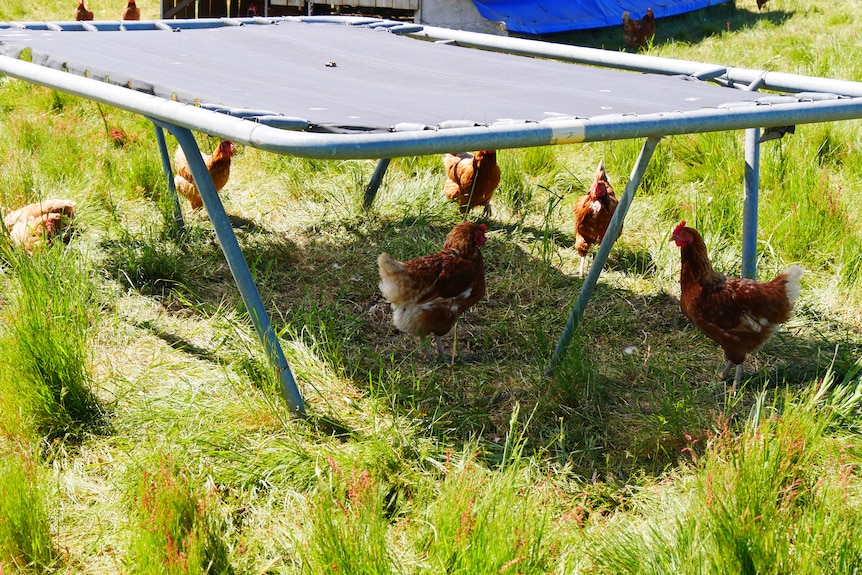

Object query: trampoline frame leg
[546,137,660,376]
[152,121,307,417]
[363,157,392,209]
[153,123,187,235]
[742,127,760,280]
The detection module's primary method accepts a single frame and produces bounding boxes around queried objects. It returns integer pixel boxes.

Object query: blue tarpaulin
[471,0,731,35]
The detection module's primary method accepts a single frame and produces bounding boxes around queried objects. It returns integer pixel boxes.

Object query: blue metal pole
[160,123,307,416]
[546,137,660,376]
[363,158,391,209]
[152,122,187,236]
[742,128,760,279]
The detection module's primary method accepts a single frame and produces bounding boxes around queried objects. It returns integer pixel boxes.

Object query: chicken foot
[578,254,588,277]
[415,335,447,361]
[435,335,446,358]
[721,361,744,395]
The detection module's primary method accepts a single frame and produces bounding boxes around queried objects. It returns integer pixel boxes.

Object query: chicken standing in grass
[378,222,487,359]
[121,0,140,20]
[622,8,656,48]
[4,199,76,254]
[671,221,803,394]
[443,150,501,218]
[573,161,620,277]
[173,140,235,212]
[75,0,94,21]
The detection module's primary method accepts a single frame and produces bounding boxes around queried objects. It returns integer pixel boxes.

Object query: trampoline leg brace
[546,137,660,376]
[152,123,187,235]
[742,127,760,279]
[363,158,391,209]
[156,122,307,416]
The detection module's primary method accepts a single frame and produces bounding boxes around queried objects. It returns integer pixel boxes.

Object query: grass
[589,365,862,575]
[127,455,233,574]
[0,241,107,444]
[1,0,862,572]
[0,444,56,571]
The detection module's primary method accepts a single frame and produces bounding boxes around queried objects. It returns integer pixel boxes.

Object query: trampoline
[2,16,862,415]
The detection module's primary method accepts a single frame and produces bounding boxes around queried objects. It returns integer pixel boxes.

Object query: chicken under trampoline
[2,16,862,415]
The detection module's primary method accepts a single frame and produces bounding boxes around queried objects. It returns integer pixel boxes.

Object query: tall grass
[101,222,203,298]
[302,461,398,574]
[0,243,105,443]
[301,426,559,574]
[759,124,859,270]
[414,469,553,574]
[590,364,862,575]
[496,146,562,215]
[411,434,556,574]
[127,456,233,575]
[0,1,861,573]
[0,444,56,571]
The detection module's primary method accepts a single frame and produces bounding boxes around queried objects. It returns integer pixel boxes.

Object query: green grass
[589,366,862,575]
[0,444,56,571]
[1,0,862,573]
[126,455,233,574]
[0,241,106,444]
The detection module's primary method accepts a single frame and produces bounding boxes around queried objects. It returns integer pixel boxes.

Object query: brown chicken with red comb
[173,140,235,212]
[671,221,803,393]
[121,0,140,20]
[75,0,94,21]
[573,161,620,277]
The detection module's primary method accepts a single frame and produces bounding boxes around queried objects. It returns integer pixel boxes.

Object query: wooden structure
[162,0,234,19]
[161,0,417,19]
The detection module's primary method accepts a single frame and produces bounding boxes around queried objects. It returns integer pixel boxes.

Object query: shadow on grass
[99,216,301,308]
[97,207,861,480]
[132,319,224,364]
[607,244,657,275]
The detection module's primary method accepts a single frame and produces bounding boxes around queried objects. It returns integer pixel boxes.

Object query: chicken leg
[578,254,588,277]
[415,335,446,361]
[721,361,744,395]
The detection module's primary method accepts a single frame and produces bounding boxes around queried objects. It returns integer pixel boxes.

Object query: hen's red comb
[673,221,687,235]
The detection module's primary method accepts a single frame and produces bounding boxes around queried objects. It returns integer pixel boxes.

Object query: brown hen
[75,0,94,21]
[378,222,487,359]
[174,140,235,212]
[121,0,140,20]
[443,150,501,218]
[573,161,620,277]
[4,199,76,254]
[622,8,656,48]
[671,221,803,394]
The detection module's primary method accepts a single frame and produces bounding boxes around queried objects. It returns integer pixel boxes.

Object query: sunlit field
[2,0,862,572]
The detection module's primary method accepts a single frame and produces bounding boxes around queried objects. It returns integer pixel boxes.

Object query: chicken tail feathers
[377,252,403,275]
[778,264,804,306]
[378,252,407,302]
